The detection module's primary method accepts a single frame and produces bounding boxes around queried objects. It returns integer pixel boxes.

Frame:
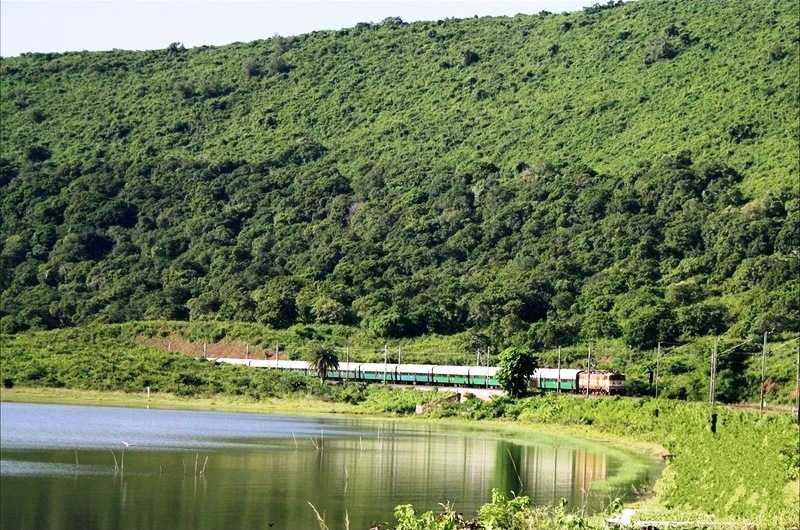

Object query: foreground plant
[391,491,596,530]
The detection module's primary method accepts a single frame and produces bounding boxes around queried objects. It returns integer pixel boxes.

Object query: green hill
[1,0,798,351]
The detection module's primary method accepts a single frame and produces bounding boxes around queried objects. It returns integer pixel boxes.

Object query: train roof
[533,368,581,379]
[212,358,614,380]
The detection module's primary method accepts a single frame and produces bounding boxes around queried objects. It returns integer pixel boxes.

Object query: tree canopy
[0,0,797,349]
[496,347,539,398]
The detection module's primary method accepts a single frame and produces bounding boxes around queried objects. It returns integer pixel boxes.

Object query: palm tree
[307,345,339,381]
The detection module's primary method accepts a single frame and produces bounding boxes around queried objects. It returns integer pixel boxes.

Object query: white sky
[1,0,599,57]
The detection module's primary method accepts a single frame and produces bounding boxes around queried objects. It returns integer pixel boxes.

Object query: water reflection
[0,403,658,530]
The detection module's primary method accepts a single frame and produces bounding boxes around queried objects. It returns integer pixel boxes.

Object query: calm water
[0,402,661,530]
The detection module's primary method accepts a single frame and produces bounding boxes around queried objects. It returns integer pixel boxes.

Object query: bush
[463,50,480,66]
[269,54,290,75]
[26,145,51,162]
[243,59,262,78]
[645,36,677,64]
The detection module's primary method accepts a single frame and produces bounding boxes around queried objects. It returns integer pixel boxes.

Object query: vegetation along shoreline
[2,324,798,528]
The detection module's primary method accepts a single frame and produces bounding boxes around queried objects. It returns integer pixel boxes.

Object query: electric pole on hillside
[585,343,592,397]
[795,340,800,425]
[759,331,768,413]
[708,337,719,408]
[345,344,350,382]
[485,346,490,389]
[655,341,661,400]
[383,344,388,383]
[557,347,562,394]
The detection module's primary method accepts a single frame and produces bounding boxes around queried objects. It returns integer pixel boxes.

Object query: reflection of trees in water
[491,442,610,510]
[3,430,621,530]
[494,440,525,495]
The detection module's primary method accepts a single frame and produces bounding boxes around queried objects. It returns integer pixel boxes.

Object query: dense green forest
[1,0,798,350]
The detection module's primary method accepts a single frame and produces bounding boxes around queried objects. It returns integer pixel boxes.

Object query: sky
[1,0,599,57]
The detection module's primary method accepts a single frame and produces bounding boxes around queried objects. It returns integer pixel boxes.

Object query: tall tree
[306,345,339,381]
[496,347,538,398]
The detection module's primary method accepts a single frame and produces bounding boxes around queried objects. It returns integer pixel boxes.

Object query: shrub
[166,42,185,55]
[174,82,195,98]
[463,50,480,66]
[645,36,677,64]
[243,59,262,78]
[269,54,290,75]
[26,145,51,162]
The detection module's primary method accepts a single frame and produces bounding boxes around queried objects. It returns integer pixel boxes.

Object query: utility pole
[585,343,592,396]
[708,337,719,433]
[709,337,718,408]
[759,331,768,413]
[795,340,799,425]
[485,346,490,388]
[383,344,388,384]
[245,343,250,360]
[397,345,401,365]
[345,345,350,382]
[557,347,562,394]
[655,342,661,400]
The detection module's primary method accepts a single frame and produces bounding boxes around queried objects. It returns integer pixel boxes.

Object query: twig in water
[292,431,298,449]
[200,456,209,475]
[345,510,350,530]
[110,450,119,473]
[506,447,525,494]
[74,451,79,467]
[194,453,199,476]
[307,502,330,530]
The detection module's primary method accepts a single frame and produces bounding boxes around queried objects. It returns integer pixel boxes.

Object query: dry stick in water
[291,431,298,449]
[200,456,209,475]
[307,502,330,530]
[505,447,524,494]
[110,450,119,473]
[194,453,199,476]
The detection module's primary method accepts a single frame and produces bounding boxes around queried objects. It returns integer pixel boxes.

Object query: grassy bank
[0,386,363,415]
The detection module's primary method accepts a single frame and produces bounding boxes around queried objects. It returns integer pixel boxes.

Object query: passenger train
[214,358,625,395]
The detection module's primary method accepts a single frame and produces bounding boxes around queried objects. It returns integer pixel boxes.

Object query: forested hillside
[1,0,798,349]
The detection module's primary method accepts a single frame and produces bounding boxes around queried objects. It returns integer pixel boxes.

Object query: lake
[0,402,661,530]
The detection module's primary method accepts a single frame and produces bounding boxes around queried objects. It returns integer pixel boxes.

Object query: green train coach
[214,358,625,395]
